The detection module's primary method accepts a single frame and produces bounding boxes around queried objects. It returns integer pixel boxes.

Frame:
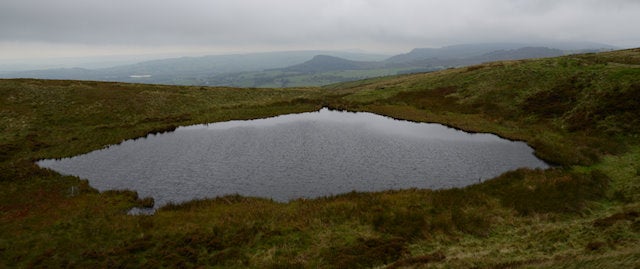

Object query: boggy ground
[1,48,640,268]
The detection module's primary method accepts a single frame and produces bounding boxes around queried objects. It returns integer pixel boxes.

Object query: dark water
[38,108,548,208]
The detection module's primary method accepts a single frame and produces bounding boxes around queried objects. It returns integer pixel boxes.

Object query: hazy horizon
[0,41,623,73]
[2,0,639,66]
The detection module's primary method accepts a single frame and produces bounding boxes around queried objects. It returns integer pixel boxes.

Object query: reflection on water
[38,108,548,208]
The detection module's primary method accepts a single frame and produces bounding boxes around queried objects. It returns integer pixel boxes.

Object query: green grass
[2,48,640,268]
[203,67,433,88]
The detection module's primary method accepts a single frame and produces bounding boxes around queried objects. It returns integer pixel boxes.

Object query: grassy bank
[2,49,640,268]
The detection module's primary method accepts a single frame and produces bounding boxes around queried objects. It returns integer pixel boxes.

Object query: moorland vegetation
[1,48,639,268]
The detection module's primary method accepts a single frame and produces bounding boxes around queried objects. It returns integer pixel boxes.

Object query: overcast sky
[1,0,639,61]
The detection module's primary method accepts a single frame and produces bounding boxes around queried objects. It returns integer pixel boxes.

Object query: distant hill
[385,42,616,64]
[385,43,529,64]
[475,47,564,61]
[209,45,580,87]
[278,55,383,73]
[391,46,567,68]
[278,46,567,72]
[0,42,618,87]
[99,50,389,77]
[0,50,389,84]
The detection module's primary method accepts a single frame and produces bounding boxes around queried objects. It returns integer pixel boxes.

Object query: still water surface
[38,109,548,208]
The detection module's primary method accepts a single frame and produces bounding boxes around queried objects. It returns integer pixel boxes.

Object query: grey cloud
[1,0,639,58]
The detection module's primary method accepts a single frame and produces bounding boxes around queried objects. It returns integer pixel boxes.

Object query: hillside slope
[1,48,640,268]
[327,48,640,165]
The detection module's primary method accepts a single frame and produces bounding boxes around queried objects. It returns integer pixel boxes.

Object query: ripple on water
[37,108,548,209]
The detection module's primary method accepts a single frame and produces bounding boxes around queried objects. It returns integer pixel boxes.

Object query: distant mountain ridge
[0,42,618,87]
[385,42,615,64]
[275,46,570,75]
[385,46,567,69]
[0,50,390,84]
[385,43,528,63]
[477,47,565,61]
